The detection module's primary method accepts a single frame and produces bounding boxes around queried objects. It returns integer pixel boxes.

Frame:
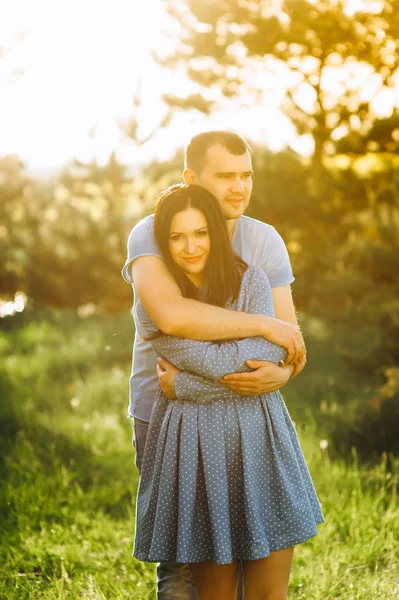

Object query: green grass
[0,311,398,599]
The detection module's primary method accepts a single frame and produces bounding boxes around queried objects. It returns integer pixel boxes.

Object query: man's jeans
[132,417,244,600]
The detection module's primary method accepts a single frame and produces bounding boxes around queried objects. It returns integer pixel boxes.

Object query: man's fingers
[246,360,271,369]
[220,381,259,390]
[286,337,306,365]
[285,344,296,364]
[293,356,307,377]
[221,379,260,390]
[292,364,301,377]
[221,372,260,383]
[294,346,306,365]
[223,386,259,395]
[292,347,302,365]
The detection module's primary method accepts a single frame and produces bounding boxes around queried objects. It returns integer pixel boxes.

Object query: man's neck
[226,218,238,240]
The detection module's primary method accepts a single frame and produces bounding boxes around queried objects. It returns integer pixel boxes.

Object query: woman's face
[169,207,211,284]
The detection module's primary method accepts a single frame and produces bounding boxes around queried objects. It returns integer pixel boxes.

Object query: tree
[162,0,399,160]
[0,154,139,313]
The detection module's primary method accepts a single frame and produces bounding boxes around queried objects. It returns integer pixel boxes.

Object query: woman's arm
[151,333,286,381]
[172,365,292,403]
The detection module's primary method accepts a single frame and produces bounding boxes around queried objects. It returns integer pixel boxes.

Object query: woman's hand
[220,360,295,396]
[157,357,179,399]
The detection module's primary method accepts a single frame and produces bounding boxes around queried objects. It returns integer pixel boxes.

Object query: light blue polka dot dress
[133,266,324,564]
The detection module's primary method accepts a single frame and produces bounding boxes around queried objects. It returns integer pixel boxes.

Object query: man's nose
[230,177,245,194]
[185,237,197,254]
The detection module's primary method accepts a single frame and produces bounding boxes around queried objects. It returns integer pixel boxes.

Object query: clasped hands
[157,324,307,400]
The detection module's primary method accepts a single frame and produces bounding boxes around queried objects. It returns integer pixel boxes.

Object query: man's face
[191,144,253,221]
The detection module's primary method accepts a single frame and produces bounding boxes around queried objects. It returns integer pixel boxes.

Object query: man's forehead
[203,144,252,171]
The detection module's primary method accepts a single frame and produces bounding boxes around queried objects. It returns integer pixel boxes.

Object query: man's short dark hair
[185,130,251,174]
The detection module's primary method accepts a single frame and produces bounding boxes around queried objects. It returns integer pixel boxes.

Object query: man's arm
[272,285,306,377]
[132,256,304,363]
[272,285,298,325]
[220,285,306,395]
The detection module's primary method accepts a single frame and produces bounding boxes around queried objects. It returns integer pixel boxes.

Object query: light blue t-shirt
[121,214,295,421]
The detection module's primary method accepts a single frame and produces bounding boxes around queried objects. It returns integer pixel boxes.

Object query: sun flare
[0,0,175,171]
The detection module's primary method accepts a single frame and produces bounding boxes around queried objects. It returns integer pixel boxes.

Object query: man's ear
[183,168,196,184]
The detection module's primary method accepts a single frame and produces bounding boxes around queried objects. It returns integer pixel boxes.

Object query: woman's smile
[183,255,203,263]
[169,207,211,287]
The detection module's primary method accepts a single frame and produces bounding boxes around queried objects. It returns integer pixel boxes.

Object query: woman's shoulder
[235,265,272,309]
[241,264,271,289]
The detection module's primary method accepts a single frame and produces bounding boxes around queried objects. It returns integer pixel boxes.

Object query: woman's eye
[196,231,208,237]
[170,235,182,241]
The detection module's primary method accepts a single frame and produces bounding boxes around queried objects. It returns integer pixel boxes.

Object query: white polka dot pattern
[133,266,324,564]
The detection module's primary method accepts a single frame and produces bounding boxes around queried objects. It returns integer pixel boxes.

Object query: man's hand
[220,360,294,396]
[264,319,306,366]
[290,351,307,378]
[157,357,179,399]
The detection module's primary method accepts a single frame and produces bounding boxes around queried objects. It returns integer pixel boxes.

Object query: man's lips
[226,197,244,203]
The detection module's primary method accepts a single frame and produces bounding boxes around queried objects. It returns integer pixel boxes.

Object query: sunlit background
[3,0,396,177]
[1,0,178,171]
[0,0,297,172]
[1,1,399,597]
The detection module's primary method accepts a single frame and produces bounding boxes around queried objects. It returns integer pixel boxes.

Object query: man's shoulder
[129,213,154,236]
[126,214,155,248]
[240,215,276,239]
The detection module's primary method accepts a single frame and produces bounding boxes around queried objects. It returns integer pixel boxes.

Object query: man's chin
[224,207,246,220]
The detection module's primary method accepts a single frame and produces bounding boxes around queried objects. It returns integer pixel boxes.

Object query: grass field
[0,311,398,599]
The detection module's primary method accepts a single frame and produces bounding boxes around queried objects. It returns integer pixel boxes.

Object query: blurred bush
[1,145,398,458]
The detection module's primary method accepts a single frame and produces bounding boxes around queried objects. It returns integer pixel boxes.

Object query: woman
[133,184,324,599]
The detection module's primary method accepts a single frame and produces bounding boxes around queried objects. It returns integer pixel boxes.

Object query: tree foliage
[0,155,140,313]
[163,0,399,158]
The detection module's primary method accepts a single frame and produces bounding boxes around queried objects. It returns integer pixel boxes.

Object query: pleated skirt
[133,390,324,564]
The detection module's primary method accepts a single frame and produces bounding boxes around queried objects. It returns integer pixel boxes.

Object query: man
[122,131,306,599]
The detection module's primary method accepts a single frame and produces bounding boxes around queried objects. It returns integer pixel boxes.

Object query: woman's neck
[186,273,207,288]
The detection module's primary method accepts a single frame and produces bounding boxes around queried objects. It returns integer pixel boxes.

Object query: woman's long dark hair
[154,183,246,308]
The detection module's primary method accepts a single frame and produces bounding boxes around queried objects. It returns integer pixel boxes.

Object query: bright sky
[0,0,174,170]
[0,0,303,173]
[0,0,396,173]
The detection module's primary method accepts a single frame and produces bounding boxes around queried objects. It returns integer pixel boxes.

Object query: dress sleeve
[149,268,287,381]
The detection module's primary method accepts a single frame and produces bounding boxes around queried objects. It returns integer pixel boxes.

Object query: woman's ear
[183,168,195,184]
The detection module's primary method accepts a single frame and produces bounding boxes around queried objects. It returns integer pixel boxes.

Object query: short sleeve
[263,227,295,288]
[121,215,162,284]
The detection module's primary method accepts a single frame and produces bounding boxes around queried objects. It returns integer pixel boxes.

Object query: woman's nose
[185,237,197,254]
